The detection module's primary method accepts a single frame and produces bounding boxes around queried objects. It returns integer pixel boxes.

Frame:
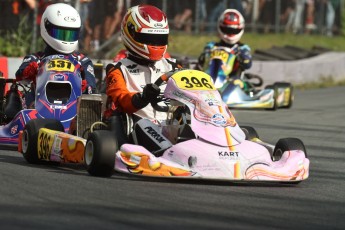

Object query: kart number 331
[172,70,216,90]
[46,59,75,72]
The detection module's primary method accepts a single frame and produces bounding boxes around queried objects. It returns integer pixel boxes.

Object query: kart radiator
[76,94,104,138]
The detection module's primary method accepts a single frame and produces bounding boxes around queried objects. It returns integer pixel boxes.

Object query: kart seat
[176,124,195,143]
[130,119,173,157]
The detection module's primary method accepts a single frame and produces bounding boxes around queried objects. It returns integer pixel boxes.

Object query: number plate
[46,59,75,72]
[210,49,230,63]
[172,70,216,90]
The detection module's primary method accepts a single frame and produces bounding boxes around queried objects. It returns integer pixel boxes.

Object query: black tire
[274,82,294,108]
[241,126,259,140]
[84,130,118,177]
[22,119,65,164]
[272,138,307,161]
[264,85,278,110]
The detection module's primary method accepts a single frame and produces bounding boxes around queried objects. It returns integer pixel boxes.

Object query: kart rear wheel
[272,138,307,161]
[264,85,278,111]
[84,130,118,177]
[22,119,65,164]
[241,126,259,140]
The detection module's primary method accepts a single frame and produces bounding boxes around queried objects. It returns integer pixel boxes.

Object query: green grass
[295,77,345,90]
[168,32,345,58]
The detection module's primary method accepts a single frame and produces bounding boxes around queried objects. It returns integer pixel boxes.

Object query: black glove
[142,83,161,103]
[132,83,161,109]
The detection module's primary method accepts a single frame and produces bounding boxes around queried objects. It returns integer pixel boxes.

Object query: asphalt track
[0,86,344,230]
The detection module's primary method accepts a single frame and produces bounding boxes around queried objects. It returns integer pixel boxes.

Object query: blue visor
[45,20,80,42]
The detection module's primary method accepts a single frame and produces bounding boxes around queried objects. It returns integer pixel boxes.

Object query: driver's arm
[106,63,159,114]
[15,54,39,81]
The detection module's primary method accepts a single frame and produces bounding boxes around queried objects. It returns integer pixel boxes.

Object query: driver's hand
[142,83,161,103]
[22,62,38,81]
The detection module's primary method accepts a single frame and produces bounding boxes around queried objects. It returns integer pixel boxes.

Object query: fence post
[31,0,38,53]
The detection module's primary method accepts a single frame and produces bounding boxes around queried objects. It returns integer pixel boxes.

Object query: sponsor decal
[64,16,76,22]
[50,55,65,59]
[87,65,94,75]
[11,125,18,134]
[53,74,65,81]
[50,105,67,109]
[146,29,168,34]
[23,58,31,63]
[218,151,239,160]
[128,69,139,74]
[172,91,195,104]
[154,23,163,28]
[202,92,220,106]
[127,64,137,69]
[211,113,226,126]
[126,64,139,74]
[196,162,222,172]
[144,126,165,143]
[51,136,62,157]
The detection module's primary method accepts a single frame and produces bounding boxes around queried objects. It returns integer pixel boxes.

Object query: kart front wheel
[22,119,64,164]
[272,138,307,161]
[84,130,118,177]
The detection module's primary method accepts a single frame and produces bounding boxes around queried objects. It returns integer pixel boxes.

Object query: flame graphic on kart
[119,152,193,177]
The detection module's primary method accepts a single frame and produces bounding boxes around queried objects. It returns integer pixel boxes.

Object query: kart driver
[105,4,182,155]
[15,3,96,108]
[197,9,252,90]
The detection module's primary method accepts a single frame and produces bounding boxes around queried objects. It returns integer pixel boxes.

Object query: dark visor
[220,26,242,35]
[134,32,168,46]
[45,20,80,42]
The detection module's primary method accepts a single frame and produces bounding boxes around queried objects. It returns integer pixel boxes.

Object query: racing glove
[22,62,39,81]
[237,50,252,70]
[79,65,88,93]
[132,83,161,109]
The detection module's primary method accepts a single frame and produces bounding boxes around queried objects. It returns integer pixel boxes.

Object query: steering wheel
[151,70,178,112]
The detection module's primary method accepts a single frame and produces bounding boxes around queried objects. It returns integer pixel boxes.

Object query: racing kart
[84,69,309,183]
[204,45,293,110]
[15,55,103,163]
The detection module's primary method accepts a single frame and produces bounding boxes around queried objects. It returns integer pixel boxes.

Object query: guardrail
[2,51,345,88]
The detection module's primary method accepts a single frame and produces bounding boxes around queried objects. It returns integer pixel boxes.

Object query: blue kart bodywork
[0,55,83,149]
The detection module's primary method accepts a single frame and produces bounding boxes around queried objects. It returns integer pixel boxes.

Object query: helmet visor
[134,32,168,46]
[45,20,80,42]
[220,26,242,35]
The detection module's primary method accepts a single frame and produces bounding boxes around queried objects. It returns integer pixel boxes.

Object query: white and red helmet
[40,3,81,54]
[121,5,169,61]
[217,9,245,45]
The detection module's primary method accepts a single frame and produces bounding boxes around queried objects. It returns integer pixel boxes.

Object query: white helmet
[217,9,245,45]
[40,3,81,54]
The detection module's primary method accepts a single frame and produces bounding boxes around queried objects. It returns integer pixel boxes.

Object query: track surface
[1,86,344,230]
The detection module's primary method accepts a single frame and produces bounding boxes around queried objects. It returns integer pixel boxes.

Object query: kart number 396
[172,70,216,90]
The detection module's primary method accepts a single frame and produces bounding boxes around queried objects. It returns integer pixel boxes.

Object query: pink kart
[84,70,309,183]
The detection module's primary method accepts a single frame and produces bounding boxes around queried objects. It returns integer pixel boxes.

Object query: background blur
[0,0,344,59]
